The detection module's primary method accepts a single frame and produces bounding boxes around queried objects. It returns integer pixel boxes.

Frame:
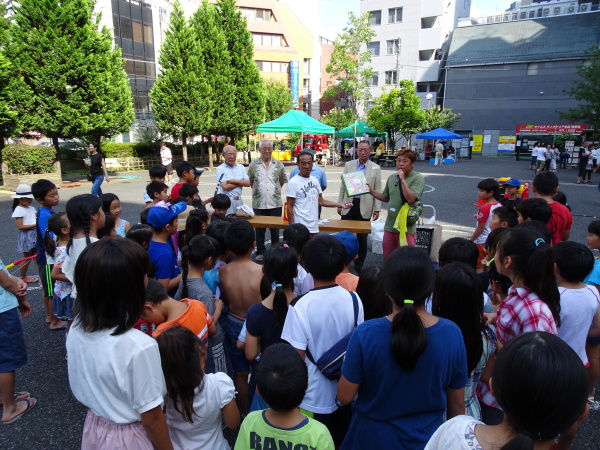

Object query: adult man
[337,141,381,273]
[216,145,250,216]
[287,152,351,236]
[159,141,173,184]
[290,150,328,217]
[248,139,288,261]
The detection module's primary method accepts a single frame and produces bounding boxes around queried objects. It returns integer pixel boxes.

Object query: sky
[285,0,514,41]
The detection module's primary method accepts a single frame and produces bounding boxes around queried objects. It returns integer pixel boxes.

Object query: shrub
[100,142,157,158]
[2,145,56,174]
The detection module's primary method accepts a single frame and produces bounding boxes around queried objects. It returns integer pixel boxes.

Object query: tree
[320,107,355,130]
[149,1,212,160]
[367,81,426,148]
[421,105,462,132]
[560,45,600,135]
[263,78,292,122]
[322,12,375,118]
[8,0,134,160]
[218,0,265,141]
[191,0,234,169]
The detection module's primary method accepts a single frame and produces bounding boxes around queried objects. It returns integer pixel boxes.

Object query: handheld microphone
[214,173,224,197]
[395,176,400,187]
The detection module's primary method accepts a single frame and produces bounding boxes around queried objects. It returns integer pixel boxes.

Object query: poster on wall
[483,135,491,144]
[498,136,517,152]
[472,135,483,153]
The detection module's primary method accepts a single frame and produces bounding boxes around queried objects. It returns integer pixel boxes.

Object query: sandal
[0,391,30,406]
[2,397,37,425]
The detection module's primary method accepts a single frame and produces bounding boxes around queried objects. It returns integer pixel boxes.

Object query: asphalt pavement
[1,156,599,449]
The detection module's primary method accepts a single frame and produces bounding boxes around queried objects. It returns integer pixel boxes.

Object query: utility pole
[395,37,401,87]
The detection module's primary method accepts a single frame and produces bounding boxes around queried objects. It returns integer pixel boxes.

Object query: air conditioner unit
[567,6,576,13]
[543,8,549,16]
[580,3,592,12]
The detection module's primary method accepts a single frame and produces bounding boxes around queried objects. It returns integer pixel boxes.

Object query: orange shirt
[336,272,359,292]
[152,299,214,346]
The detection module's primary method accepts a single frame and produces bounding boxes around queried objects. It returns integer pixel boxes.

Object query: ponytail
[383,247,435,371]
[263,244,298,330]
[44,212,69,258]
[180,235,220,300]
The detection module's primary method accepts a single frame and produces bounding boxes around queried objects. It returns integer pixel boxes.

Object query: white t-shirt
[143,191,152,203]
[537,147,546,161]
[531,146,539,159]
[62,236,99,299]
[558,286,600,364]
[286,175,322,234]
[425,415,484,450]
[66,325,166,424]
[281,285,364,414]
[160,147,172,165]
[166,372,235,450]
[294,264,314,296]
[11,205,36,226]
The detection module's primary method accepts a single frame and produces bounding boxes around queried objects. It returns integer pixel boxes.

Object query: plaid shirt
[496,285,558,346]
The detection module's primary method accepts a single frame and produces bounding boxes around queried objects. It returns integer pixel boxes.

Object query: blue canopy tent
[415,128,463,139]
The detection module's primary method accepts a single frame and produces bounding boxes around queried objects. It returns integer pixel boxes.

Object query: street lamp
[426,93,433,109]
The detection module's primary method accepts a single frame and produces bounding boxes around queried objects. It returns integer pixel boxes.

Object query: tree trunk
[246,134,252,164]
[52,136,63,179]
[182,135,188,161]
[207,135,214,170]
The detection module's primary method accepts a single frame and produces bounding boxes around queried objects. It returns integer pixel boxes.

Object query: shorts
[37,263,54,298]
[17,229,36,253]
[476,243,487,269]
[0,307,28,373]
[225,314,250,373]
[53,294,73,321]
[163,163,173,175]
[82,409,152,450]
[535,159,545,169]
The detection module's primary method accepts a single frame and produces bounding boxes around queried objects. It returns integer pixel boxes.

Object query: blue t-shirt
[289,166,328,188]
[341,317,468,450]
[0,258,18,314]
[584,260,600,286]
[36,206,54,265]
[246,302,285,351]
[148,240,181,296]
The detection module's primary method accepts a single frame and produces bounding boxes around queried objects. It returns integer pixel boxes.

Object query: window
[385,70,397,85]
[132,21,143,42]
[387,39,399,55]
[536,8,543,17]
[370,72,379,86]
[303,78,310,89]
[369,10,381,25]
[520,12,527,19]
[255,61,290,73]
[388,7,402,23]
[419,49,435,61]
[416,83,428,93]
[421,16,437,28]
[527,62,538,75]
[365,101,375,111]
[367,41,380,56]
[512,13,518,20]
[240,8,273,21]
[303,58,310,74]
[529,11,535,18]
[252,33,287,47]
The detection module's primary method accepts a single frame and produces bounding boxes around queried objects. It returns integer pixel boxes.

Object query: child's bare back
[220,258,263,317]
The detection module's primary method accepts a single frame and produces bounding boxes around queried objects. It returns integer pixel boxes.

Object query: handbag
[304,292,359,381]
[86,173,93,181]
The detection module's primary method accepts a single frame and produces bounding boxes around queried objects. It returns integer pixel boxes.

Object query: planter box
[3,172,63,191]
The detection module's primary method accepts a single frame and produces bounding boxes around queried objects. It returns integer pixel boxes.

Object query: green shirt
[382,171,425,234]
[235,410,334,450]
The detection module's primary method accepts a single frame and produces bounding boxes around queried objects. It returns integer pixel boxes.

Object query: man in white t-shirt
[286,151,351,235]
[281,235,364,447]
[160,142,173,184]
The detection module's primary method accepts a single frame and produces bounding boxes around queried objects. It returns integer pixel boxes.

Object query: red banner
[516,124,588,135]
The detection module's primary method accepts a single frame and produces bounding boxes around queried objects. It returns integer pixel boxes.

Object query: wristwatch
[334,396,344,408]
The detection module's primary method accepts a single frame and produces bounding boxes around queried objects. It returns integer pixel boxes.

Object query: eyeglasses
[261,147,273,150]
[224,153,236,156]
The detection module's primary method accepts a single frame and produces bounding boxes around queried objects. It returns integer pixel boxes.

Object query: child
[235,343,334,450]
[179,183,210,210]
[470,179,500,270]
[126,223,153,251]
[0,254,35,424]
[160,142,173,184]
[100,193,130,237]
[489,206,518,231]
[61,195,105,300]
[334,230,359,291]
[355,265,390,321]
[144,164,167,206]
[97,215,117,239]
[156,327,239,450]
[282,235,365,446]
[11,184,37,282]
[498,178,522,210]
[44,213,73,326]
[146,181,170,206]
[283,223,314,296]
[147,201,186,296]
[204,221,231,295]
[175,235,227,374]
[177,209,210,251]
[210,194,231,223]
[171,161,201,199]
[219,219,264,415]
[584,219,600,286]
[584,219,600,410]
[533,171,573,245]
[426,332,589,450]
[515,197,552,224]
[554,191,572,212]
[31,179,63,329]
[66,239,171,449]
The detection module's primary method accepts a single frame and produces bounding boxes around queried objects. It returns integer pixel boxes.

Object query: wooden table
[246,216,372,234]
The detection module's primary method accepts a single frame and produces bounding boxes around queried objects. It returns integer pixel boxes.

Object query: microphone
[214,173,224,197]
[395,176,400,187]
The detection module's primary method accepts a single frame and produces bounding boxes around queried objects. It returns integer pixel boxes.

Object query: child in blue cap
[499,178,522,210]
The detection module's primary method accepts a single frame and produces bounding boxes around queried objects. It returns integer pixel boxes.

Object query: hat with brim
[194,168,204,176]
[177,204,196,232]
[147,201,188,228]
[11,184,34,199]
[500,178,521,187]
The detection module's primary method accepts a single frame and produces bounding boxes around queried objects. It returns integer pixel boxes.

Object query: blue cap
[335,230,359,263]
[147,201,188,228]
[500,178,521,187]
[194,168,204,176]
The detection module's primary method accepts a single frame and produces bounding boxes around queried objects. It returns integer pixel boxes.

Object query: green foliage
[0,52,16,141]
[263,78,292,122]
[421,105,461,132]
[8,0,134,149]
[560,45,600,135]
[218,0,265,138]
[235,138,256,150]
[2,144,56,174]
[321,107,355,130]
[134,124,163,147]
[101,142,156,158]
[323,12,375,116]
[554,133,580,150]
[150,1,212,160]
[367,81,426,148]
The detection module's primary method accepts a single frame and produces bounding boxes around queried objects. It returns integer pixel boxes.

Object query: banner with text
[516,124,588,135]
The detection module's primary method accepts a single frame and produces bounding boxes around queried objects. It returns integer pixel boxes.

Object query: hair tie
[518,429,539,441]
[404,299,414,304]
[283,243,289,248]
[534,238,545,247]
[271,282,282,290]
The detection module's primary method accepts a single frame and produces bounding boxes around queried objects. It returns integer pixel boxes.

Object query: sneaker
[255,254,264,262]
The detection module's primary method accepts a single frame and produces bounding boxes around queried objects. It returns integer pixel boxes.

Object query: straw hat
[11,184,34,199]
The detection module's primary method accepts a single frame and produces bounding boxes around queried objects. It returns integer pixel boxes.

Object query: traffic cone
[521,181,530,199]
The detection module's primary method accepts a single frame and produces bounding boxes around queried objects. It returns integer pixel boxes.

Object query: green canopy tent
[257,109,334,134]
[336,121,387,159]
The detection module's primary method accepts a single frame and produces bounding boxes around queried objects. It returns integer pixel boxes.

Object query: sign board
[472,135,482,153]
[498,136,517,152]
[516,124,588,135]
[483,135,491,144]
[290,60,299,108]
[566,141,578,165]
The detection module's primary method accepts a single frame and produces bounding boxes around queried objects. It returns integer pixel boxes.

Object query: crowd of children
[1,159,599,450]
